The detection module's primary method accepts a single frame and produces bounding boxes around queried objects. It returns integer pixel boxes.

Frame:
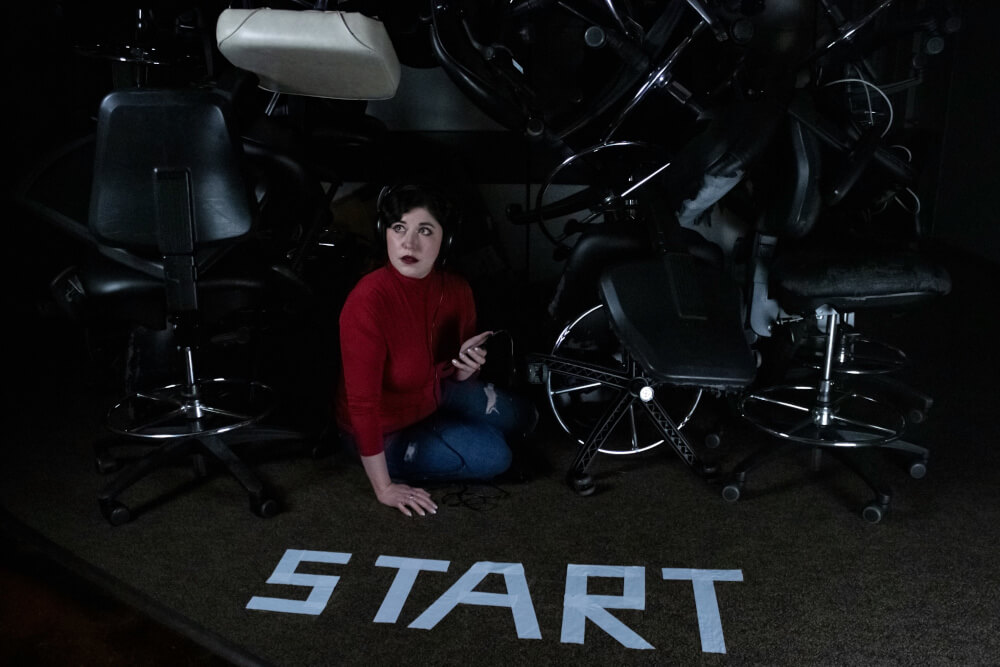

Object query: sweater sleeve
[338,289,388,457]
[434,276,478,381]
[459,279,477,344]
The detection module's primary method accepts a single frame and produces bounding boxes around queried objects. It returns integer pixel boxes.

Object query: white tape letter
[246,549,351,615]
[373,556,450,623]
[409,561,541,639]
[661,568,743,653]
[560,564,652,649]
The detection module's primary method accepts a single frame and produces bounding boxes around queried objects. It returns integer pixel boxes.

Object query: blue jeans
[382,379,538,482]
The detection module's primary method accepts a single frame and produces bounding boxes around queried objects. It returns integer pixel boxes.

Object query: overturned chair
[523,100,775,496]
[537,252,757,495]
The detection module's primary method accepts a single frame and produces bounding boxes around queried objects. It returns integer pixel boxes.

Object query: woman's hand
[361,453,437,517]
[451,331,492,381]
[376,481,438,517]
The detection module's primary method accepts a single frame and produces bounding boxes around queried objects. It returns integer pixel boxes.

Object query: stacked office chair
[85,87,314,525]
[526,88,950,522]
[721,110,952,522]
[526,146,763,495]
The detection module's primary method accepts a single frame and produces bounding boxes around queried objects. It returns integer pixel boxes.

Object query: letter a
[409,561,541,639]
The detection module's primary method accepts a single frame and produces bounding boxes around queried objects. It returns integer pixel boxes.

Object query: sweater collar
[385,261,437,292]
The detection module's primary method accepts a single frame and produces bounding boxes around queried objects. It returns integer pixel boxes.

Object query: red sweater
[335,263,477,457]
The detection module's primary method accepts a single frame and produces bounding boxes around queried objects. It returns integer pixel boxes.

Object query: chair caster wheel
[95,456,120,475]
[252,497,280,518]
[699,462,720,481]
[568,472,595,496]
[909,460,928,479]
[704,433,721,449]
[100,499,131,526]
[721,483,742,503]
[907,408,926,425]
[862,501,887,524]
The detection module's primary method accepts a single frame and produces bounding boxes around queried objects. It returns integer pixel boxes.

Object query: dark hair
[379,184,456,234]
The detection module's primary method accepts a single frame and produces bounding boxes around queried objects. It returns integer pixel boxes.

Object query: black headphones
[376,183,457,268]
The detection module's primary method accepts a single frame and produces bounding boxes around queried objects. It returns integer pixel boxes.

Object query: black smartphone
[475,330,507,353]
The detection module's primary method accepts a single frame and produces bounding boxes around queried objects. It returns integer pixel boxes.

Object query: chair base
[541,304,704,457]
[721,438,929,523]
[95,377,303,525]
[105,378,276,439]
[530,350,720,496]
[729,383,928,522]
[739,384,906,446]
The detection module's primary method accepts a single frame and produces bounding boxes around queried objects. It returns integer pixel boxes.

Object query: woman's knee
[469,440,513,479]
[452,424,512,479]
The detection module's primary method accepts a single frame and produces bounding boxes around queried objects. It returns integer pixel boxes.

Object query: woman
[335,184,537,517]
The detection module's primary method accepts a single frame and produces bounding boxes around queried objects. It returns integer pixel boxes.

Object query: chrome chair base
[95,372,295,525]
[105,378,276,439]
[725,309,931,523]
[739,383,906,446]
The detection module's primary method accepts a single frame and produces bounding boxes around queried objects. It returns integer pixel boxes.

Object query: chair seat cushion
[599,254,757,390]
[771,249,952,313]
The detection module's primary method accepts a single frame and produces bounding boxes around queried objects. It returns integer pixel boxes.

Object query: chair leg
[730,308,926,521]
[639,395,717,477]
[564,379,715,495]
[97,437,199,525]
[198,434,279,517]
[721,439,797,502]
[567,389,634,495]
[826,447,894,523]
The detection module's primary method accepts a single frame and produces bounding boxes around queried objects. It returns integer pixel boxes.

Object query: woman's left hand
[452,331,492,381]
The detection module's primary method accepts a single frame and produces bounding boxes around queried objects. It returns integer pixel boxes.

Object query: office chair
[522,92,789,495]
[85,87,313,525]
[721,113,952,522]
[526,182,759,495]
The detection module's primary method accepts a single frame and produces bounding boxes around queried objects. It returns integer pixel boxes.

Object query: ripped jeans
[382,378,538,482]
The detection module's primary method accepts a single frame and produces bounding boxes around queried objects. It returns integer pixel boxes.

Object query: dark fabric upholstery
[771,249,952,313]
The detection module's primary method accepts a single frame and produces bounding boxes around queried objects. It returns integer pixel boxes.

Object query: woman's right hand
[376,482,438,517]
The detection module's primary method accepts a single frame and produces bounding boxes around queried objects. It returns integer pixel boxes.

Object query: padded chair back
[756,115,823,240]
[599,254,757,390]
[88,87,261,319]
[89,88,254,255]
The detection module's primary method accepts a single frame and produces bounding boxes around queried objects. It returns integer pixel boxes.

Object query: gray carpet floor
[2,245,999,666]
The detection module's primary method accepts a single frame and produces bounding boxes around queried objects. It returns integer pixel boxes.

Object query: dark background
[3,2,999,666]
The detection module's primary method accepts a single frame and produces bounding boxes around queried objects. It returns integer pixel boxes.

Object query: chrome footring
[105,378,277,439]
[796,333,908,376]
[739,384,906,447]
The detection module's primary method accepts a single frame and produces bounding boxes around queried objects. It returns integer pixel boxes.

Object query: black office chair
[523,93,787,495]
[526,177,759,495]
[721,114,952,522]
[84,87,312,525]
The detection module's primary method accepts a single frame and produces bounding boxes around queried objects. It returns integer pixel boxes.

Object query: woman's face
[385,206,444,279]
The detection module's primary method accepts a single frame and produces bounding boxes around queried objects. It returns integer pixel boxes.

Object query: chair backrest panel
[216,8,401,101]
[89,88,254,254]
